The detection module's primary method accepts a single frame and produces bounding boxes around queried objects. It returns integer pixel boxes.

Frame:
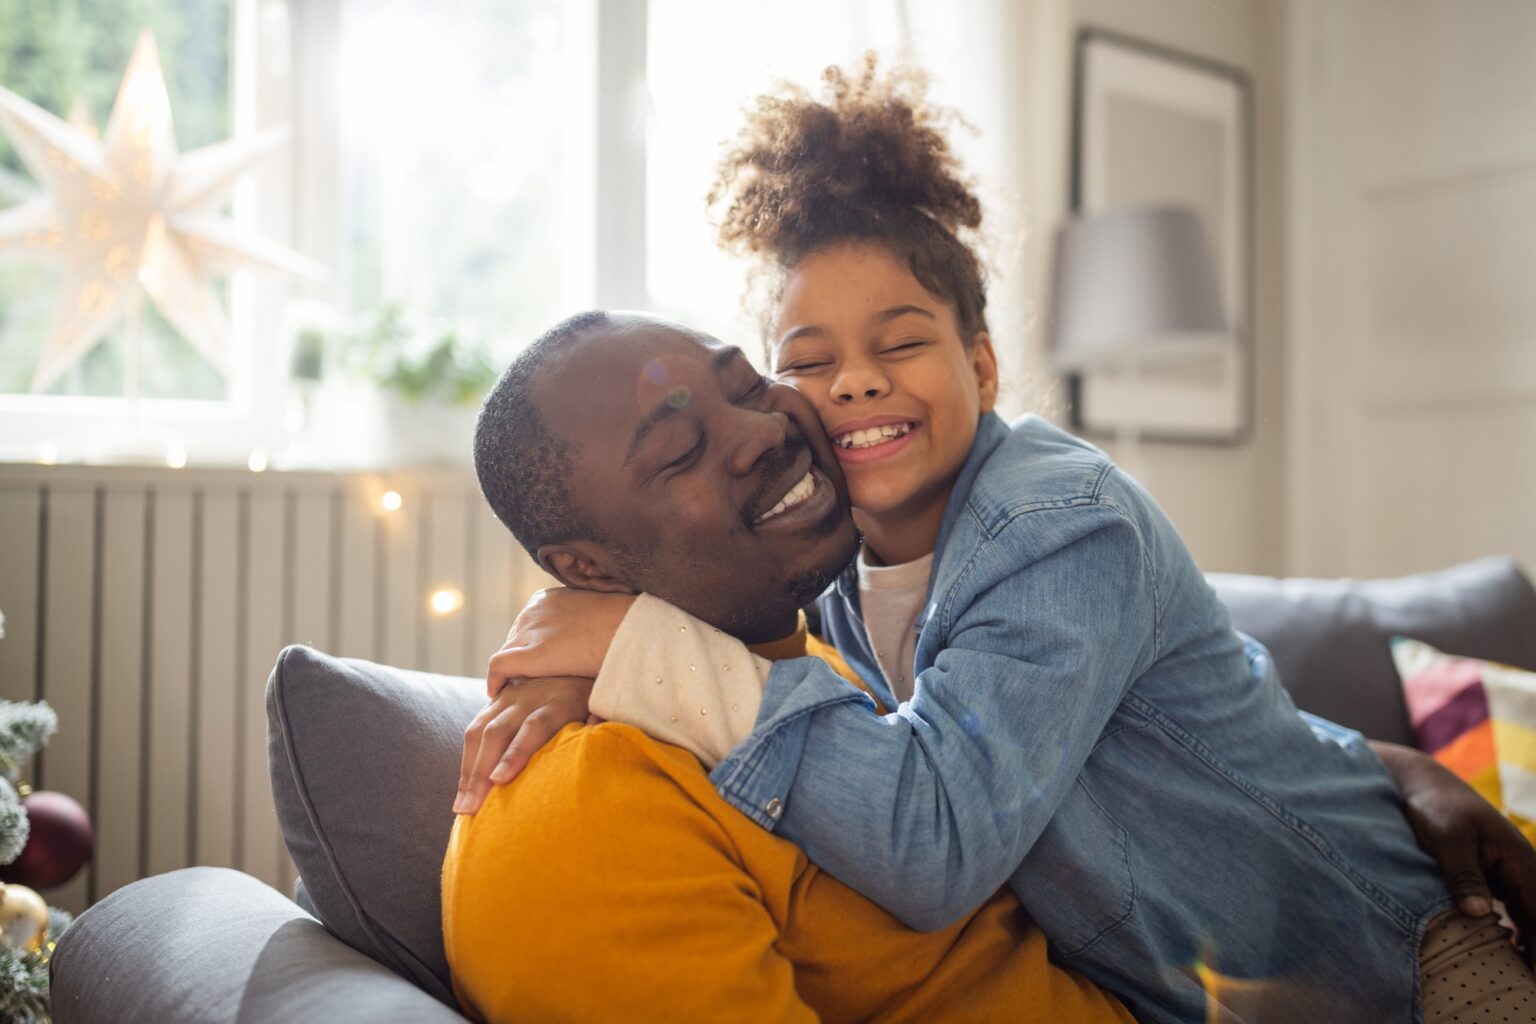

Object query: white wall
[984,0,1290,575]
[1284,0,1536,578]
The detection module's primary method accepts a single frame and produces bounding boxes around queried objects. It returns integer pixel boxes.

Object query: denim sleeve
[1298,709,1382,768]
[709,504,1158,930]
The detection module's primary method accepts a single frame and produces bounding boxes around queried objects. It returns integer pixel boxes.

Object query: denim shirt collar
[837,411,1010,603]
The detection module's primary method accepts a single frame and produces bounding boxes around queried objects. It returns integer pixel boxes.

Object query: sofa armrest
[51,866,467,1024]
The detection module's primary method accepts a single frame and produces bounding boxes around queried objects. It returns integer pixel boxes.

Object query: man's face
[537,318,860,641]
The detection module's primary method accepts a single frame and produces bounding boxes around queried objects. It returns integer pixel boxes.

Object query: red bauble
[0,790,94,891]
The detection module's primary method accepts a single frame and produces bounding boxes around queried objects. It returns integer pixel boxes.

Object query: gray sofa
[50,557,1536,1023]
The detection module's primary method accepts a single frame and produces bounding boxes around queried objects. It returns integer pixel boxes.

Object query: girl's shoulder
[966,414,1119,522]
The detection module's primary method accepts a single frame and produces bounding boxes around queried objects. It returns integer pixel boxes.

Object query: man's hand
[1372,740,1536,955]
[487,588,635,697]
[454,675,596,815]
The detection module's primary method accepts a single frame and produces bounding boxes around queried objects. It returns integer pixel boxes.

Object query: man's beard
[780,525,861,609]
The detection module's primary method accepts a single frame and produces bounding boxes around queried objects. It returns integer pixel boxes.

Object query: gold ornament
[0,883,49,954]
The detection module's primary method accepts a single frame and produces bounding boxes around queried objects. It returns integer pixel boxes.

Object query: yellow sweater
[442,630,1130,1023]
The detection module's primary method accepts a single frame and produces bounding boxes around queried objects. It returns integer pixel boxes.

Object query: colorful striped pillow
[1392,636,1536,844]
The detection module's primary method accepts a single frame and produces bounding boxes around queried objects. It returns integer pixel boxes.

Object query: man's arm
[442,724,818,1024]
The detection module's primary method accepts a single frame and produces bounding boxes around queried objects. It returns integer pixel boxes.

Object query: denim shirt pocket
[1018,777,1138,959]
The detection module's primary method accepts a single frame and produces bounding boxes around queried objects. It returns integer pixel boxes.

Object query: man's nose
[726,407,792,476]
[830,363,890,403]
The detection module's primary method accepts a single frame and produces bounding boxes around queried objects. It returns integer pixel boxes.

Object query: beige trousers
[1420,910,1536,1023]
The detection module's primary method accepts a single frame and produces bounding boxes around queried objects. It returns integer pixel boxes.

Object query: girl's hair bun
[711,53,989,339]
[711,53,981,259]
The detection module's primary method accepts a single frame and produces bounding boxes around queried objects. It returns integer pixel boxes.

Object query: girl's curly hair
[709,54,989,343]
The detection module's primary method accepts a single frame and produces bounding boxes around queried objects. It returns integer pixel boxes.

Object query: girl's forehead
[779,247,947,324]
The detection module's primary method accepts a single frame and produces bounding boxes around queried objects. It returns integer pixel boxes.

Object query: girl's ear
[971,331,1000,414]
[536,544,640,595]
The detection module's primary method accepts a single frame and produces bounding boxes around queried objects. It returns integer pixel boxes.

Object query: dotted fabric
[1420,910,1536,1023]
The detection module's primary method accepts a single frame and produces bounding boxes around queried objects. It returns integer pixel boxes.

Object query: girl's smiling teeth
[833,422,917,449]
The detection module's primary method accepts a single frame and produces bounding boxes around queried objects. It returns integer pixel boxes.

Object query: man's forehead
[535,323,737,445]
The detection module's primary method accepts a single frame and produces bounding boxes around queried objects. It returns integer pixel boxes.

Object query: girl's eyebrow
[867,304,936,326]
[776,323,824,347]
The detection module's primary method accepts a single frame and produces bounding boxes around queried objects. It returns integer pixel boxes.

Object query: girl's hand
[1373,740,1536,955]
[486,588,636,698]
[454,675,596,816]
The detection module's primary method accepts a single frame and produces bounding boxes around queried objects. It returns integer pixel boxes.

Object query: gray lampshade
[1049,205,1231,372]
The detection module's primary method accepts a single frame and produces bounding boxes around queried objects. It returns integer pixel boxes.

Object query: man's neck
[745,614,808,661]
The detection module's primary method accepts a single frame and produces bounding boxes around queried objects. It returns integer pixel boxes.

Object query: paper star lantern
[0,31,322,394]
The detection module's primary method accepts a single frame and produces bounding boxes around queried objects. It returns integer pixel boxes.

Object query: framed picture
[1068,30,1252,443]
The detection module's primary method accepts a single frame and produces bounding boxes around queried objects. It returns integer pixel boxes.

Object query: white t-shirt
[856,548,934,705]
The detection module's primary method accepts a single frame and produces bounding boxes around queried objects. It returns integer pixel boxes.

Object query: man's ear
[971,331,1000,414]
[537,543,640,594]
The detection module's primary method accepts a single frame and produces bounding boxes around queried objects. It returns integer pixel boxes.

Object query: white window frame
[0,0,648,469]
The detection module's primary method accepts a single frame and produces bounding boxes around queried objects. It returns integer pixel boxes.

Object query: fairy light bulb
[429,587,464,616]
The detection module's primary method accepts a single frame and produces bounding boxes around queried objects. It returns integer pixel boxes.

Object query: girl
[462,59,1536,1022]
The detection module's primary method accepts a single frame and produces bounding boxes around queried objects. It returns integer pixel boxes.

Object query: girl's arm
[710,504,1158,930]
[466,502,1155,930]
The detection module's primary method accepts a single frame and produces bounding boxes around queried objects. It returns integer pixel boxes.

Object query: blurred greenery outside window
[0,0,232,401]
[331,0,567,402]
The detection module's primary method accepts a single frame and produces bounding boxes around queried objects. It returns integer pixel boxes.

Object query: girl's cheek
[787,378,837,419]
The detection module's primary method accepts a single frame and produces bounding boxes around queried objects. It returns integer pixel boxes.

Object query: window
[335,0,579,351]
[644,0,905,357]
[1,0,962,466]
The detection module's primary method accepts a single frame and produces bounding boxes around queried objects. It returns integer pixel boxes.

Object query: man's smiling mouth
[753,468,816,524]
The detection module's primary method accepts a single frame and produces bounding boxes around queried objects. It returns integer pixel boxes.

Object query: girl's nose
[831,367,890,403]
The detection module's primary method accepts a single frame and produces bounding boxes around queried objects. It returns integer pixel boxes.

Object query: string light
[35,445,58,466]
[430,587,465,616]
[379,490,403,513]
[247,450,269,473]
[164,446,187,469]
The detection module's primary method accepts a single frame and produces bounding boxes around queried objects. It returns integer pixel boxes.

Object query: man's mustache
[742,432,811,525]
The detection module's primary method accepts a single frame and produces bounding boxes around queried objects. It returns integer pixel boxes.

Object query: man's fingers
[1441,840,1495,917]
[1452,872,1495,918]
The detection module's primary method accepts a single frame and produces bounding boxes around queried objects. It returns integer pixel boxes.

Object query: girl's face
[770,243,998,539]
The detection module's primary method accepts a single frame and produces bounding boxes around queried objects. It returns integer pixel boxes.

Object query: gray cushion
[1209,556,1536,745]
[51,866,466,1023]
[266,646,482,1008]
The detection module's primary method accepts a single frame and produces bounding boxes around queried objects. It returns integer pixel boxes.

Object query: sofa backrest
[267,645,482,1007]
[265,557,1536,1004]
[1208,556,1536,745]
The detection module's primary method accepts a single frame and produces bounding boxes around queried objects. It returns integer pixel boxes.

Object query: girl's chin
[848,482,922,521]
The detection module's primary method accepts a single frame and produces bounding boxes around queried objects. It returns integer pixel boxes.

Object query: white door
[1286,0,1536,577]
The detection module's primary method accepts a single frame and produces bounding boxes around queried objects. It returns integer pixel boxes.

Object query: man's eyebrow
[775,305,937,350]
[711,345,747,372]
[623,347,747,467]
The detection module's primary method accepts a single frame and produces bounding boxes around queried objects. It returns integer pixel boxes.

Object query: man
[441,310,1133,1022]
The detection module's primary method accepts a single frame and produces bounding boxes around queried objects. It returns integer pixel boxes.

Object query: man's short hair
[474,310,613,559]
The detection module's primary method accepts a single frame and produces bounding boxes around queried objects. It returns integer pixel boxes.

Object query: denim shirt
[709,412,1450,1023]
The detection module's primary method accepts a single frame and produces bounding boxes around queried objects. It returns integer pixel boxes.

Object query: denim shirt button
[765,797,783,819]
